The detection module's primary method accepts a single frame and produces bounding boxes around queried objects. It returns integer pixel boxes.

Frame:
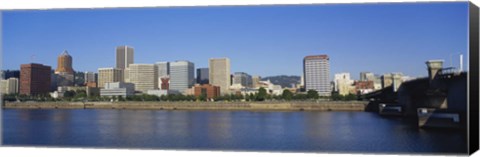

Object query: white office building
[169,61,194,94]
[303,55,331,96]
[0,78,19,94]
[100,82,135,97]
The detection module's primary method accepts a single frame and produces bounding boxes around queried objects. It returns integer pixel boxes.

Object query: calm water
[2,109,467,154]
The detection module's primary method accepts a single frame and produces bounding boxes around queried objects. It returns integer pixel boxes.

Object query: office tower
[155,62,170,89]
[252,76,261,88]
[84,71,97,88]
[303,55,331,96]
[97,68,124,88]
[209,58,231,95]
[233,72,253,87]
[334,73,354,96]
[127,64,158,93]
[84,71,97,83]
[55,50,74,74]
[1,70,20,79]
[55,51,75,87]
[155,62,170,78]
[196,68,209,85]
[0,78,19,94]
[116,45,134,70]
[169,61,194,93]
[19,63,51,96]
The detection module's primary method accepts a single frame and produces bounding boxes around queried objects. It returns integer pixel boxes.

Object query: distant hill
[261,75,301,88]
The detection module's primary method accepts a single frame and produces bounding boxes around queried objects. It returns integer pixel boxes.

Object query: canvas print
[0,2,477,155]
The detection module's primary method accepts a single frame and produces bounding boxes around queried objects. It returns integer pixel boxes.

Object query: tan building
[0,78,19,94]
[97,68,124,88]
[126,64,158,93]
[252,76,261,88]
[209,58,231,95]
[116,45,134,70]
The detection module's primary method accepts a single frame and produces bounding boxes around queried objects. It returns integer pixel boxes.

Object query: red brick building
[354,80,375,94]
[20,63,52,96]
[85,81,97,88]
[194,84,220,99]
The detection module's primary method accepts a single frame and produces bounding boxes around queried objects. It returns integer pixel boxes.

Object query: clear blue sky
[1,2,469,80]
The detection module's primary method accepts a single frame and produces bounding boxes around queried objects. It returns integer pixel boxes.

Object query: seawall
[2,101,368,111]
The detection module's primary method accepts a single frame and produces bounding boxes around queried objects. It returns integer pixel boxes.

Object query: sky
[1,2,469,80]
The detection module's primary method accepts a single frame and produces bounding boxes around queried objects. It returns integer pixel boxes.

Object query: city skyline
[2,2,469,79]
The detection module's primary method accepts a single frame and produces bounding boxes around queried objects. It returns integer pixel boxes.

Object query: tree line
[2,87,358,102]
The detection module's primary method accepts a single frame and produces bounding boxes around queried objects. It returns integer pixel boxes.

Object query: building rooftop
[304,55,329,60]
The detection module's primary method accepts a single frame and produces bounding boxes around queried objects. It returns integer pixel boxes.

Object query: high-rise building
[169,61,194,93]
[196,68,209,85]
[19,63,51,96]
[155,62,169,78]
[55,50,74,74]
[252,76,261,88]
[209,58,231,95]
[1,70,20,79]
[84,71,97,83]
[303,55,331,96]
[55,51,75,87]
[233,72,252,87]
[0,78,19,94]
[116,45,134,70]
[126,64,158,93]
[97,68,124,88]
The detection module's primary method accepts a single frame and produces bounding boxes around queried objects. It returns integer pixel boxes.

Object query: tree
[197,93,207,101]
[282,89,293,101]
[307,90,319,100]
[345,93,357,101]
[256,87,267,101]
[249,93,256,101]
[331,92,342,101]
[63,91,76,98]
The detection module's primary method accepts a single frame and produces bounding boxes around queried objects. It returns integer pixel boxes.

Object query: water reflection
[2,109,468,154]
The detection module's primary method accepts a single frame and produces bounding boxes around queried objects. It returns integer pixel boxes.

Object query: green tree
[63,91,76,98]
[345,93,357,101]
[197,93,207,101]
[307,90,319,100]
[282,89,293,101]
[256,87,267,101]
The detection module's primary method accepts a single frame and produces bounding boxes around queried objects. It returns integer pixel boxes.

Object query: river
[1,109,467,154]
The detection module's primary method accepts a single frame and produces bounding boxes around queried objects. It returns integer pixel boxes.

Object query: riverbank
[2,101,368,111]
